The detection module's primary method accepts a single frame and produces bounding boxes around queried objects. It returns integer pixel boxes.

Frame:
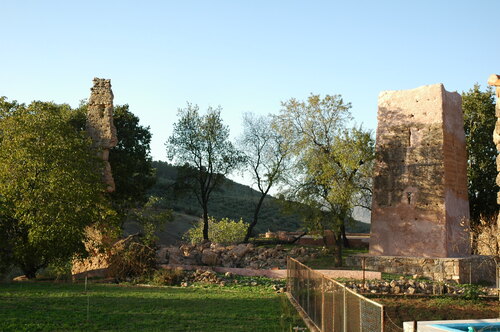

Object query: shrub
[460,283,484,300]
[183,217,249,245]
[151,268,185,286]
[107,235,157,281]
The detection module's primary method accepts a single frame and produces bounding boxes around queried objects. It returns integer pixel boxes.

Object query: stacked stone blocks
[370,84,470,258]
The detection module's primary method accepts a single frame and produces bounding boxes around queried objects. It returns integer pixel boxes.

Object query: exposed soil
[373,296,499,329]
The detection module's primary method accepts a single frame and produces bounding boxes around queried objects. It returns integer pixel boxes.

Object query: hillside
[148,161,370,240]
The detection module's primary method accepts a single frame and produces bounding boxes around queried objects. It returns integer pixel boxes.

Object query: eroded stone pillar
[487,74,500,245]
[86,78,118,192]
[369,84,470,258]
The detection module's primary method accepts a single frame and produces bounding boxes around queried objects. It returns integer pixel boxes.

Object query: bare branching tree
[239,113,291,242]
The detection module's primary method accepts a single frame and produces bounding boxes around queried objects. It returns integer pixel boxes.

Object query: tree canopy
[109,105,155,209]
[0,98,113,278]
[462,84,497,223]
[274,94,374,265]
[166,104,245,240]
[72,103,155,211]
[239,112,291,242]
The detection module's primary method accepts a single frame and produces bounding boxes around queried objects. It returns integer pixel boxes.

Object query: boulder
[201,250,219,266]
[228,244,253,259]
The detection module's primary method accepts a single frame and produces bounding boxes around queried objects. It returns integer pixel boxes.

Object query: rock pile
[344,277,494,296]
[157,243,320,269]
[175,269,285,292]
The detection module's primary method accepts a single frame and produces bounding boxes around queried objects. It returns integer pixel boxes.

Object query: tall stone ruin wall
[86,77,118,192]
[486,74,500,255]
[369,84,470,258]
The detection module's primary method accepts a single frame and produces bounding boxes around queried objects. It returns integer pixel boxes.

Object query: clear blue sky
[1,1,499,173]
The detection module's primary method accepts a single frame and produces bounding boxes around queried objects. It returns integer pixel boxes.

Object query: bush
[107,235,157,281]
[183,217,249,245]
[151,268,185,286]
[460,283,484,300]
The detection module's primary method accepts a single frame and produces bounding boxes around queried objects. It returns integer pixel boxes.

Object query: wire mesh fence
[287,257,386,332]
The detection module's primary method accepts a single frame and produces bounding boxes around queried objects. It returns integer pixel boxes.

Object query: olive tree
[274,94,374,266]
[166,104,245,241]
[239,112,291,242]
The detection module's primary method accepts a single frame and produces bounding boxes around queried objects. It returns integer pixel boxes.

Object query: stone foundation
[345,254,497,285]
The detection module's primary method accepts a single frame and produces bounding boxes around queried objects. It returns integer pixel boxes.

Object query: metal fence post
[307,268,310,317]
[343,286,347,332]
[381,305,385,332]
[321,276,325,332]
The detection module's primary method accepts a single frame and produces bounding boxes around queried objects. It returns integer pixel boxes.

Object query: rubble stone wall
[346,254,496,284]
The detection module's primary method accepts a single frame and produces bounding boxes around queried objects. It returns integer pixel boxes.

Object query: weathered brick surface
[370,84,470,258]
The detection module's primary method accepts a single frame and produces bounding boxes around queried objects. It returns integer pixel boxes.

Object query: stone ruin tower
[86,78,118,192]
[487,74,500,249]
[369,84,470,258]
[488,74,500,203]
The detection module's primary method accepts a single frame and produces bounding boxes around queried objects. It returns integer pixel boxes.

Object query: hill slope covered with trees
[148,161,370,236]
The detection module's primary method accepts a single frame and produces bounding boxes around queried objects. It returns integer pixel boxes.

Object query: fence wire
[287,257,386,332]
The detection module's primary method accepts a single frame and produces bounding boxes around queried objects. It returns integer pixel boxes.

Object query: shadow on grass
[0,283,298,332]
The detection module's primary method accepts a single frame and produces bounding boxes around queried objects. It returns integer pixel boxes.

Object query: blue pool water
[430,323,500,331]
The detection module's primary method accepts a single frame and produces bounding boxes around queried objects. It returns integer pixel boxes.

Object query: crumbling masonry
[86,78,118,192]
[369,84,470,258]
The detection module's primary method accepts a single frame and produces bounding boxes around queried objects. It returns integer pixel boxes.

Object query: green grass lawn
[0,282,302,332]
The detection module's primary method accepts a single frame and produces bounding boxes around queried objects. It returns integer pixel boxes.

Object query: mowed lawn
[0,282,297,332]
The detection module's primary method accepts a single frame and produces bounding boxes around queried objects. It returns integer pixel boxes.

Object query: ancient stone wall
[346,254,496,284]
[86,78,118,192]
[369,84,470,258]
[487,74,500,255]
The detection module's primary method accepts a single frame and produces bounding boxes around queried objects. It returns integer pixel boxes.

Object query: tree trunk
[202,203,209,241]
[332,230,343,267]
[341,223,350,248]
[244,192,267,243]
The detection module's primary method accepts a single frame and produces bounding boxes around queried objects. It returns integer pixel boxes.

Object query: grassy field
[0,282,302,332]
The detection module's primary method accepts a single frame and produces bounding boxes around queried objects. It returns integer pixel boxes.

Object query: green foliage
[462,85,497,223]
[109,105,156,208]
[239,112,291,241]
[149,161,371,235]
[183,216,249,245]
[0,97,115,278]
[166,104,246,240]
[72,103,156,210]
[150,268,185,286]
[132,196,173,246]
[274,94,375,265]
[459,283,484,301]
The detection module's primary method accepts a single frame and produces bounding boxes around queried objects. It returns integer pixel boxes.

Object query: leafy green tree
[239,113,291,242]
[274,94,374,266]
[0,98,113,278]
[183,216,249,245]
[166,104,245,241]
[72,103,155,210]
[462,84,497,224]
[109,105,156,209]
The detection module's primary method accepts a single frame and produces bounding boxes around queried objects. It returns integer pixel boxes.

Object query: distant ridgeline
[149,161,370,234]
